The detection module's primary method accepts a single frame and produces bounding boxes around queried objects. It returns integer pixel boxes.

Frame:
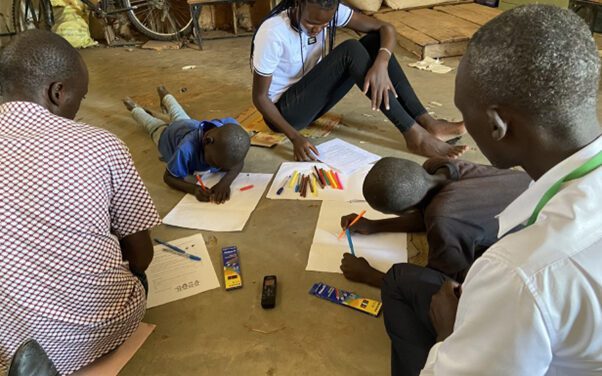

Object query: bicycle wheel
[121,0,192,41]
[12,0,53,32]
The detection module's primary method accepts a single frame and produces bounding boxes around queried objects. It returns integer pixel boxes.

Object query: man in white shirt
[383,5,602,376]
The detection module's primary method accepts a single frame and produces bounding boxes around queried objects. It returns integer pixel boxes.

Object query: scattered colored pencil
[195,174,208,192]
[321,168,331,186]
[345,228,355,256]
[240,185,254,191]
[334,171,343,190]
[289,170,299,189]
[327,170,338,189]
[276,175,291,195]
[311,176,318,197]
[313,172,325,189]
[154,238,202,261]
[338,210,367,239]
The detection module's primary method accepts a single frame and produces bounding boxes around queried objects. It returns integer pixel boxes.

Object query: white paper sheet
[72,322,155,376]
[146,234,220,308]
[163,172,272,231]
[306,201,407,274]
[314,138,381,175]
[266,162,371,201]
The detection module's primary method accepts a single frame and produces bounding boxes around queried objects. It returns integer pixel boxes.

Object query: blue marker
[276,175,291,195]
[345,228,355,256]
[154,238,202,261]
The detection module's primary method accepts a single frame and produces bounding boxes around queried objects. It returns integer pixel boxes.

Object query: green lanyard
[527,150,602,226]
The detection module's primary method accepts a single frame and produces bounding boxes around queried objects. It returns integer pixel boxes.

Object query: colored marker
[295,174,302,192]
[300,175,307,197]
[154,238,202,261]
[313,165,325,186]
[334,171,344,190]
[338,210,367,239]
[313,172,325,189]
[240,185,254,191]
[289,170,300,189]
[327,170,338,189]
[310,175,318,196]
[346,228,355,256]
[276,175,291,195]
[321,168,331,186]
[195,174,208,192]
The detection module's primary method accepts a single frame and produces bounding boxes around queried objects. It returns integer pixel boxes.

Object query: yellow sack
[51,0,97,48]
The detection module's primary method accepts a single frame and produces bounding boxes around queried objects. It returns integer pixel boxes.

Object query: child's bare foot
[417,114,467,143]
[340,253,385,288]
[122,97,138,111]
[404,124,469,159]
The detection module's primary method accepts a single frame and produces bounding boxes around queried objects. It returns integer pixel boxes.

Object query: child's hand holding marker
[341,213,374,235]
[338,210,367,239]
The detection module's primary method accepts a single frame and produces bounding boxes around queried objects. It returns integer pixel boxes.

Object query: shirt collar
[497,135,602,237]
[1,101,49,116]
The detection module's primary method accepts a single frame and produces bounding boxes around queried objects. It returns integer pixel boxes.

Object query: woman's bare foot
[340,253,385,288]
[404,124,469,159]
[122,97,138,111]
[417,114,467,143]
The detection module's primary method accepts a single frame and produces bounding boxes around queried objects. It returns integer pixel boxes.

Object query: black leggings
[274,32,427,133]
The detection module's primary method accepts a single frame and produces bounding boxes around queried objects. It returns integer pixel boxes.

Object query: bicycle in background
[11,0,192,42]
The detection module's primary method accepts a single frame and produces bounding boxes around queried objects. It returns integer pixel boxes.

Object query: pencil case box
[309,282,382,317]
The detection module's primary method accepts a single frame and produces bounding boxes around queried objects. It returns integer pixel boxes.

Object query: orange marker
[195,175,208,192]
[334,171,344,190]
[337,210,367,239]
[240,185,254,191]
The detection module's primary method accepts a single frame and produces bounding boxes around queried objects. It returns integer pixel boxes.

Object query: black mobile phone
[261,275,277,309]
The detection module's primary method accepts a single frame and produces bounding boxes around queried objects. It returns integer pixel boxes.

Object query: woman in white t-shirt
[251,0,468,161]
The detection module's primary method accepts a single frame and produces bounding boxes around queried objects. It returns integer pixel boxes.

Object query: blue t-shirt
[158,117,239,178]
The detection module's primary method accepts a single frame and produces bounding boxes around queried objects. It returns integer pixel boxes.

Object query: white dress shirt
[421,136,602,376]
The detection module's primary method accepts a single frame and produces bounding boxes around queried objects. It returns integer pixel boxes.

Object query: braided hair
[250,0,340,71]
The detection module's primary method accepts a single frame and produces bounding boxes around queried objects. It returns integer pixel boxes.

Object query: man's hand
[363,60,397,112]
[341,213,375,235]
[210,182,231,204]
[429,280,462,342]
[292,135,319,161]
[194,185,211,202]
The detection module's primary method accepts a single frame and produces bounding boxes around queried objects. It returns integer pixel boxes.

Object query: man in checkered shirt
[0,31,161,374]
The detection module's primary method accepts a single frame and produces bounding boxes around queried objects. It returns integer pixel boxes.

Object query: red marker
[240,185,254,191]
[195,175,208,192]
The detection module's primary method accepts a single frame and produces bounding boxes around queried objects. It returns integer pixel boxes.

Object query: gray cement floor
[76,34,495,376]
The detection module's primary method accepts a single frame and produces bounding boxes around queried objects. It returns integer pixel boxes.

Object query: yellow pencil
[327,170,338,189]
[310,175,318,197]
[289,170,299,189]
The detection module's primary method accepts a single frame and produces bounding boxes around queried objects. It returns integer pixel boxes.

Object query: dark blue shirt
[158,117,238,178]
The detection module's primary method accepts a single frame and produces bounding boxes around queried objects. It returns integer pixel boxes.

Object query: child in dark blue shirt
[124,86,250,203]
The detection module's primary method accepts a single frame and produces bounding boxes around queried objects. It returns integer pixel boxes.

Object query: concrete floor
[77,34,488,376]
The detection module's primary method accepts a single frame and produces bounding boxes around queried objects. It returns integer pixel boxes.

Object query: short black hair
[212,124,251,169]
[0,29,82,97]
[363,157,432,213]
[465,5,600,140]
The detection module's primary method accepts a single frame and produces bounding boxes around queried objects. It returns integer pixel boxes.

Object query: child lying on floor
[339,157,531,286]
[124,86,250,204]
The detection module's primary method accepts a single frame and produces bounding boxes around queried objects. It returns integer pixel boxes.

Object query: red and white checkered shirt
[0,102,161,375]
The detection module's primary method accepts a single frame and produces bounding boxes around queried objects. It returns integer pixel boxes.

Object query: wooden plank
[383,0,469,10]
[434,4,499,25]
[374,12,438,46]
[423,40,467,58]
[411,8,481,37]
[458,2,503,18]
[399,8,476,41]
